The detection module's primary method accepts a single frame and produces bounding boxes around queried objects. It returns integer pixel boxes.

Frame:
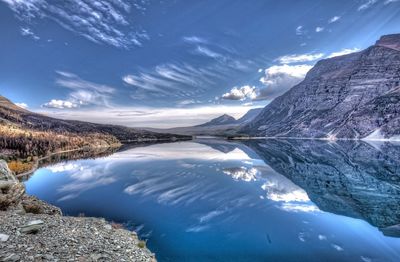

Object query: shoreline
[14,136,193,179]
[0,158,157,261]
[15,145,120,179]
[227,136,400,142]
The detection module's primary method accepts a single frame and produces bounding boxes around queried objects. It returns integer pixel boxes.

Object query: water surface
[25,139,400,261]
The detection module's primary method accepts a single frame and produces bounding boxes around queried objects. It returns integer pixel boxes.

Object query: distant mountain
[241,34,400,140]
[196,114,236,127]
[148,108,263,136]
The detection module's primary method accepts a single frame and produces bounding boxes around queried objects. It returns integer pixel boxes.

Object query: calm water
[25,139,400,262]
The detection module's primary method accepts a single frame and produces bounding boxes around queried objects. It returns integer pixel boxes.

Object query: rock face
[242,34,400,139]
[0,160,24,211]
[244,139,400,234]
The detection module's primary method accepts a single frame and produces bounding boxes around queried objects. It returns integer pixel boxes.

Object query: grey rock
[20,220,44,234]
[242,34,400,139]
[2,254,20,262]
[0,233,9,242]
[0,212,155,261]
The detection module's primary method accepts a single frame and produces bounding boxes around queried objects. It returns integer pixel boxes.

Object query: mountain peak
[197,114,236,127]
[375,34,400,51]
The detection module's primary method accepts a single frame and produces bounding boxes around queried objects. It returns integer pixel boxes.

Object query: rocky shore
[0,160,156,262]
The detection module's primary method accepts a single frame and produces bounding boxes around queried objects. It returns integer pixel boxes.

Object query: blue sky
[1,0,400,127]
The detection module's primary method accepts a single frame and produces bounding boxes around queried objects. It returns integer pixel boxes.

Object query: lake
[25,139,400,262]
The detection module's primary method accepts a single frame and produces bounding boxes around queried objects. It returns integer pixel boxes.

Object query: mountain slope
[242,34,400,140]
[196,114,236,127]
[0,95,188,142]
[236,108,262,124]
[148,108,262,136]
[0,95,189,161]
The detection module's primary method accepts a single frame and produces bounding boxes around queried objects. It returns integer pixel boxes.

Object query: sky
[1,0,400,128]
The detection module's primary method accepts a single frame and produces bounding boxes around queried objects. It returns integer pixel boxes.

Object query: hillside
[0,95,190,166]
[241,34,400,140]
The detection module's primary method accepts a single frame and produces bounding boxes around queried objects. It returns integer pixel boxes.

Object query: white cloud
[277,53,324,64]
[384,0,399,4]
[15,102,28,109]
[257,64,312,100]
[315,27,324,33]
[42,99,78,109]
[327,48,360,58]
[2,0,148,48]
[20,27,40,40]
[358,0,378,11]
[296,25,305,35]
[123,63,226,99]
[328,16,341,23]
[42,71,115,109]
[177,99,200,106]
[194,46,223,59]
[222,85,257,101]
[182,36,208,44]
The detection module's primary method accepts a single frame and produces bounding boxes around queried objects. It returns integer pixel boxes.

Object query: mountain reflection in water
[25,139,400,261]
[243,139,400,237]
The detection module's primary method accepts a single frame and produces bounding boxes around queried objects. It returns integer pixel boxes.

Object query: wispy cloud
[384,0,399,4]
[277,53,324,64]
[328,16,341,23]
[327,48,360,58]
[296,25,305,35]
[221,85,257,101]
[358,0,378,11]
[182,36,208,44]
[315,27,324,33]
[194,46,224,59]
[20,27,40,40]
[42,71,115,109]
[1,0,149,48]
[123,63,226,99]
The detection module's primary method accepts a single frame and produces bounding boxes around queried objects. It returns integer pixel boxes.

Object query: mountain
[242,34,400,140]
[196,114,236,127]
[235,108,263,124]
[147,108,262,136]
[0,95,189,160]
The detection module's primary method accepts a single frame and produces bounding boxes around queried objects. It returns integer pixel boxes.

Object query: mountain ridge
[241,34,400,140]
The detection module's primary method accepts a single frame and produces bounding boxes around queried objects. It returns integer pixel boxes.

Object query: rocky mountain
[148,108,262,136]
[235,108,263,124]
[244,139,400,235]
[196,114,236,127]
[242,34,400,140]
